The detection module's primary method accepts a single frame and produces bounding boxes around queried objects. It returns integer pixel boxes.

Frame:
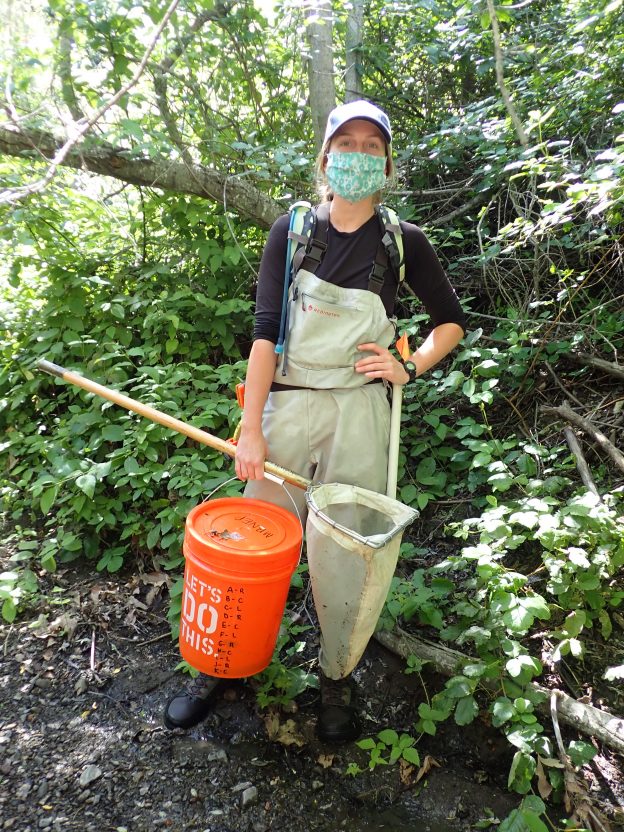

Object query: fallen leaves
[263,711,306,748]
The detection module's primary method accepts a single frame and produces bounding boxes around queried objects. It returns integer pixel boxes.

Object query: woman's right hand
[234,425,269,481]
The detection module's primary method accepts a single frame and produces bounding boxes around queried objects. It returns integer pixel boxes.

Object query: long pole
[386,383,402,498]
[37,360,310,491]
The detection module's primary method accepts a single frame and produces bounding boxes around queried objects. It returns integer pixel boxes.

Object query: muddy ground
[1,558,622,832]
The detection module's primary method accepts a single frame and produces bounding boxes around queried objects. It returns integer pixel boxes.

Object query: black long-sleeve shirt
[253,212,467,342]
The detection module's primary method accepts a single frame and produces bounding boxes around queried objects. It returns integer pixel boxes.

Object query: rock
[79,765,102,788]
[231,781,253,793]
[16,782,31,800]
[241,785,258,809]
[312,780,324,791]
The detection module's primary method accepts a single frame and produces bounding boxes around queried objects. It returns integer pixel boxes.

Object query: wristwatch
[402,359,418,384]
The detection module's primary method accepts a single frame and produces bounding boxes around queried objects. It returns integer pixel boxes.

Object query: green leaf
[389,745,402,764]
[124,457,141,474]
[454,695,478,725]
[400,483,417,504]
[40,485,58,515]
[146,525,160,550]
[102,425,126,442]
[2,598,17,623]
[521,796,545,816]
[562,609,586,638]
[356,738,376,750]
[402,747,421,765]
[41,553,57,572]
[508,750,536,794]
[492,697,515,727]
[519,595,551,620]
[463,662,487,678]
[377,728,399,746]
[567,740,597,767]
[599,610,613,640]
[75,474,96,499]
[503,605,533,632]
[416,492,430,510]
[106,555,124,573]
[520,810,549,832]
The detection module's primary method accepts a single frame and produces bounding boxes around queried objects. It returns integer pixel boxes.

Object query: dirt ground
[1,557,622,832]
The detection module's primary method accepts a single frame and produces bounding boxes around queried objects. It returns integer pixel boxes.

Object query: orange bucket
[179,497,302,678]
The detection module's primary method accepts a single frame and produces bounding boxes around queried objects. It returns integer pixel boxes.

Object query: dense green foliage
[1,0,623,827]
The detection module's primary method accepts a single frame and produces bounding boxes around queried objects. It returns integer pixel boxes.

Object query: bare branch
[563,426,601,497]
[540,401,624,474]
[485,0,529,148]
[0,0,182,207]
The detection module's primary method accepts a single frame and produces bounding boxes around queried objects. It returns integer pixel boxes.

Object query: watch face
[405,361,416,372]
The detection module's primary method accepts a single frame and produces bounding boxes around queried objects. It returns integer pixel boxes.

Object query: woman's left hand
[355,342,409,384]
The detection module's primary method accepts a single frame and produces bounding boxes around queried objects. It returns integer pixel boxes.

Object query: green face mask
[325,152,387,203]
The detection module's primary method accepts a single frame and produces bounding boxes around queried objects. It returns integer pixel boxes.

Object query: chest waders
[244,202,412,679]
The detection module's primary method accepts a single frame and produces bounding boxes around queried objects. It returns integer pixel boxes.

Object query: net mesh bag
[305,483,418,678]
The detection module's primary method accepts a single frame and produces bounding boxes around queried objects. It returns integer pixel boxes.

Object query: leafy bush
[0,190,261,617]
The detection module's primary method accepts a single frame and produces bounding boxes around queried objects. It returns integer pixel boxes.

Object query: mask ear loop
[201,473,304,564]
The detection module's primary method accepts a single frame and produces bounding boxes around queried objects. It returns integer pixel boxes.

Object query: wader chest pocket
[287,292,367,371]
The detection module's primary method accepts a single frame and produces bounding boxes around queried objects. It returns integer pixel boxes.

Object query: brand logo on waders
[308,303,339,318]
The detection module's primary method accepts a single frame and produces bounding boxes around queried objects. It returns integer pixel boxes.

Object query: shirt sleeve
[401,221,467,334]
[252,214,290,343]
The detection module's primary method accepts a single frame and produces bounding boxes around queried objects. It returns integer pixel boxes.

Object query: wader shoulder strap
[288,201,404,292]
[376,205,405,284]
[293,201,330,275]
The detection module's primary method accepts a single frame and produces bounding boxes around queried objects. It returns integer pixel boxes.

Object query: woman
[164,100,466,741]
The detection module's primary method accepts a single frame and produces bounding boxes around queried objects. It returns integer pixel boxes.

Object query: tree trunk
[345,0,364,102]
[0,126,281,229]
[304,0,336,154]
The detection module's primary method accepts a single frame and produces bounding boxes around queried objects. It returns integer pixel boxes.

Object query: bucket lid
[185,497,302,561]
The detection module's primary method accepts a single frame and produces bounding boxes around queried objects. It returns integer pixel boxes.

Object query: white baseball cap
[323,100,392,146]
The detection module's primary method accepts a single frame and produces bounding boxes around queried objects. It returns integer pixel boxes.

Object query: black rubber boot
[317,673,361,743]
[163,673,222,730]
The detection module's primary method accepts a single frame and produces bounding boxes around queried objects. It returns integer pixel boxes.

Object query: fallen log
[540,402,624,475]
[374,628,624,757]
[567,352,624,382]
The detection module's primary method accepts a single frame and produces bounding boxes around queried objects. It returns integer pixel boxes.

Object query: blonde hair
[314,136,396,204]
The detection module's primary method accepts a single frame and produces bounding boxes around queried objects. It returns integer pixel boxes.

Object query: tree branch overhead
[0,126,282,229]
